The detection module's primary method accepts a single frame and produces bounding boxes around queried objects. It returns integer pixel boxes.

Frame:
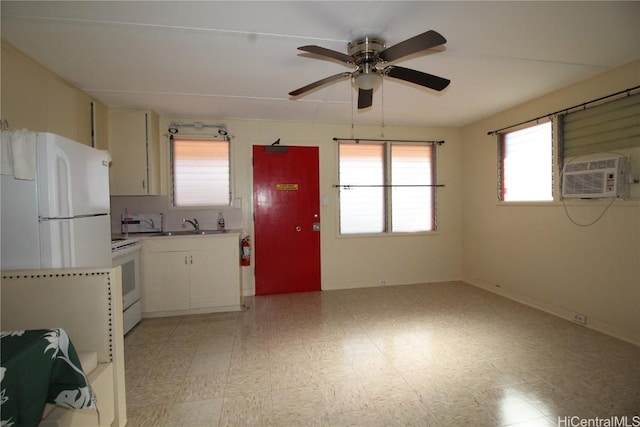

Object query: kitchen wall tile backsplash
[110,196,243,235]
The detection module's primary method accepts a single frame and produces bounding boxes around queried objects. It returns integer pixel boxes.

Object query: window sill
[337,231,440,239]
[497,199,640,207]
[168,204,232,211]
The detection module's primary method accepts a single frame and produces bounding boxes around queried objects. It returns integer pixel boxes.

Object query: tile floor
[123,281,639,426]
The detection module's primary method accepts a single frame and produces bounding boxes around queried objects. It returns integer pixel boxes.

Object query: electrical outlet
[572,312,587,325]
[378,279,387,285]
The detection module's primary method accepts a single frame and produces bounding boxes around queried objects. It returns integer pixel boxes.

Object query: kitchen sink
[152,229,227,237]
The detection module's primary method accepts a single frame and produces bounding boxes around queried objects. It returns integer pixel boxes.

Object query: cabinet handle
[142,179,146,189]
[184,255,188,265]
[190,255,193,264]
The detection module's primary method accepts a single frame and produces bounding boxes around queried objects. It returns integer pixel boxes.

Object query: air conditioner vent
[563,173,604,195]
[561,155,630,199]
[563,159,617,172]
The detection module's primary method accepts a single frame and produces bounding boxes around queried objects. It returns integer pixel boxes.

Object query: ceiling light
[354,72,382,90]
[354,62,382,91]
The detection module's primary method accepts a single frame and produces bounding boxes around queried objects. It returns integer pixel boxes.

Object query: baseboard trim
[464,279,639,348]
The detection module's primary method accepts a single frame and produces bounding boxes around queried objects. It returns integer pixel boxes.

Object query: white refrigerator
[1,132,111,269]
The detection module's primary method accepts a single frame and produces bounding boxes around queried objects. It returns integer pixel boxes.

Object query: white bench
[1,267,127,426]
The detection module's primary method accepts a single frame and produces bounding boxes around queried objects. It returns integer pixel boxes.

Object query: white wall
[149,117,463,295]
[461,60,640,345]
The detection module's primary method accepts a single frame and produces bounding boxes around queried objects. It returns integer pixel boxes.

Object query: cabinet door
[190,246,240,309]
[45,77,77,141]
[141,251,190,313]
[75,91,93,146]
[145,111,160,195]
[189,250,219,309]
[108,110,150,196]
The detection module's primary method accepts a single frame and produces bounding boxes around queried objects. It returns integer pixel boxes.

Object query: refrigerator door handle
[41,219,74,268]
[61,219,74,267]
[55,148,73,218]
[38,140,73,218]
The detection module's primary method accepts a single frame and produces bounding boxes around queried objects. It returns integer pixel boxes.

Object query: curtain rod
[333,137,445,145]
[333,184,445,188]
[487,85,640,136]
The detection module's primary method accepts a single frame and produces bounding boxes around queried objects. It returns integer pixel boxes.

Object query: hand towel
[0,129,37,180]
[0,130,14,176]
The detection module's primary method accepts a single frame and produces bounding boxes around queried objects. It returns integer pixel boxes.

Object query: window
[170,137,230,207]
[499,121,553,202]
[338,141,435,234]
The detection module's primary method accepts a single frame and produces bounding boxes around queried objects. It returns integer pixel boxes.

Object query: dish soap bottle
[217,212,225,230]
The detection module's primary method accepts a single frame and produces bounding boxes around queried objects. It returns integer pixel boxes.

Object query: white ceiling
[2,1,639,128]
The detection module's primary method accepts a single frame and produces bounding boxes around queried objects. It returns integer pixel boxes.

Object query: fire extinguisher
[241,236,251,266]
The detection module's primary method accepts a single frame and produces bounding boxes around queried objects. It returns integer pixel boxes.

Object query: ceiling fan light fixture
[354,72,382,90]
[354,61,382,91]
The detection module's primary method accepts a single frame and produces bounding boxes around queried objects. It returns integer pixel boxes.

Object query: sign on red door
[253,145,321,295]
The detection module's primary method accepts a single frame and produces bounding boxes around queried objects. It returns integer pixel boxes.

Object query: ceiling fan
[289,30,451,109]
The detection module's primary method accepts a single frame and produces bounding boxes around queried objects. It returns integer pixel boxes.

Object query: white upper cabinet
[108,109,160,196]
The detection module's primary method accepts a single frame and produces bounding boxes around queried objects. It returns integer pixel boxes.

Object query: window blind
[561,92,640,158]
[338,143,385,234]
[391,144,434,232]
[171,137,230,207]
[499,121,553,202]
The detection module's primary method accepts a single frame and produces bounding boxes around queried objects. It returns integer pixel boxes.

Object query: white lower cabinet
[142,250,190,312]
[141,234,241,316]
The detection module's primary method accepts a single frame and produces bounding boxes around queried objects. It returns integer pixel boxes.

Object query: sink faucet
[182,218,199,232]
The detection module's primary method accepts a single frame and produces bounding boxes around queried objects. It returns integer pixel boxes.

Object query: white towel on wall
[0,129,37,180]
[0,131,13,176]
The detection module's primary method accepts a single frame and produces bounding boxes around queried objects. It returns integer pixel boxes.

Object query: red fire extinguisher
[241,236,251,266]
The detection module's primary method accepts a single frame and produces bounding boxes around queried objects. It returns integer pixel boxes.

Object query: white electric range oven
[111,237,142,334]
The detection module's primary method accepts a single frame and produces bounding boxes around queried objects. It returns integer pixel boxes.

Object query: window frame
[498,120,554,203]
[337,140,437,236]
[169,135,232,209]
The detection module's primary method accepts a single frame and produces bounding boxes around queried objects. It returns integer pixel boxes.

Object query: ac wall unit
[562,155,631,199]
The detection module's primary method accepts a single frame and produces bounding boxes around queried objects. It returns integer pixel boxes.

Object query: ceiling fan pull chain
[381,79,385,138]
[351,76,355,138]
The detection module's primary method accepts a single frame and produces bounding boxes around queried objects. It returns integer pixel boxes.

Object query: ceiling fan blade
[298,45,354,64]
[379,30,447,62]
[385,65,450,91]
[289,72,352,96]
[357,88,373,109]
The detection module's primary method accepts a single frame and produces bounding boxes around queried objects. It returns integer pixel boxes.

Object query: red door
[253,145,321,295]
